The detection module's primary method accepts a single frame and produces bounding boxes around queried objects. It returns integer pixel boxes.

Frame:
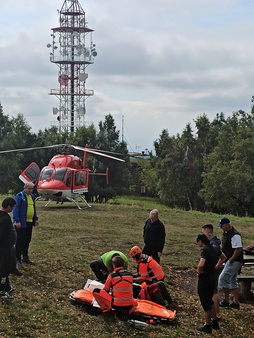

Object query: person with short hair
[92,255,136,321]
[90,250,128,283]
[196,233,220,333]
[202,224,226,320]
[130,245,165,284]
[0,197,17,300]
[13,182,39,266]
[217,217,244,309]
[142,209,165,264]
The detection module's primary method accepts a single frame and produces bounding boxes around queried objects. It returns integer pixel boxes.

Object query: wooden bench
[238,275,254,299]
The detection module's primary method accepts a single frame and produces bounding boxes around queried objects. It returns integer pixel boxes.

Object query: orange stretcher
[69,289,176,325]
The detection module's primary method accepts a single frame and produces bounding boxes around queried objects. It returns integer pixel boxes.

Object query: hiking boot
[219,299,229,307]
[22,256,35,265]
[166,301,178,309]
[211,319,220,330]
[117,309,129,322]
[197,324,212,333]
[1,292,14,301]
[11,268,23,276]
[229,302,240,309]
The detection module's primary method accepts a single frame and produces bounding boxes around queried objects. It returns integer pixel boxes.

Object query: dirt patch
[165,267,197,299]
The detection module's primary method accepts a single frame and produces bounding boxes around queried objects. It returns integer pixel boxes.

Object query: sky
[1,0,254,153]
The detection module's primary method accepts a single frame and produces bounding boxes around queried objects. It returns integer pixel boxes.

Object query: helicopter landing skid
[38,195,91,210]
[66,195,91,210]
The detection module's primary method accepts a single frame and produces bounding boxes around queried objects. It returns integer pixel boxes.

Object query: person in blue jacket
[13,183,39,266]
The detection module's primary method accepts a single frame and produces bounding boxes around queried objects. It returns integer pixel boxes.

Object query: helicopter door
[19,162,40,185]
[73,169,89,193]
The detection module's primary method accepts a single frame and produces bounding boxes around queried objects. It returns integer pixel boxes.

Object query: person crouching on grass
[92,255,137,321]
[196,234,220,334]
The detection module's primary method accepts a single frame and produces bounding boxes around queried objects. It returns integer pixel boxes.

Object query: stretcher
[69,287,176,325]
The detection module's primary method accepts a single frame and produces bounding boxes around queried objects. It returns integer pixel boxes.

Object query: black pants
[15,222,33,260]
[142,245,160,263]
[0,251,13,292]
[198,274,216,312]
[90,259,108,282]
[156,281,173,304]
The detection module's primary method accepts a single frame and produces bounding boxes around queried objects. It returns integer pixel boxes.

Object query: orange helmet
[130,246,142,257]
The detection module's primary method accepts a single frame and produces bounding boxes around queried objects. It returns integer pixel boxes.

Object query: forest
[1,101,254,216]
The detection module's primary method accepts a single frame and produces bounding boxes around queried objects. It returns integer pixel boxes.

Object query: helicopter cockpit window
[40,168,53,180]
[75,171,87,186]
[52,168,67,182]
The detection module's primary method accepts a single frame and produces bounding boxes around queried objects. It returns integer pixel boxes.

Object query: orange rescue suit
[93,267,135,312]
[138,254,165,284]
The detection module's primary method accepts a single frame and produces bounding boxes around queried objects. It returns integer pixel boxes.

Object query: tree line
[1,102,254,216]
[140,107,254,216]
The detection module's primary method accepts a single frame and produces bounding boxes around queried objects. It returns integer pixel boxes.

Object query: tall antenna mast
[122,115,124,143]
[47,0,97,134]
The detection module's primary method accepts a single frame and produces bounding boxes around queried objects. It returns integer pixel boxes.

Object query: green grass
[0,196,254,337]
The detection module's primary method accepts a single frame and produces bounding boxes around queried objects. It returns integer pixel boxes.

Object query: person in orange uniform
[92,255,136,321]
[130,246,165,284]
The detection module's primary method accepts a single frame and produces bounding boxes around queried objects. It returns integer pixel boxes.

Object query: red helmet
[130,246,142,257]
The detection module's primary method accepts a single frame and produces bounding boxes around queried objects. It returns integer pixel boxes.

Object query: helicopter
[0,144,124,209]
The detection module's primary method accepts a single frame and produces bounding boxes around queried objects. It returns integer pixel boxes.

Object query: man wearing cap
[196,233,220,333]
[217,217,243,309]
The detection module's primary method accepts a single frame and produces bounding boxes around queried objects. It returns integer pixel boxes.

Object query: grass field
[0,196,254,337]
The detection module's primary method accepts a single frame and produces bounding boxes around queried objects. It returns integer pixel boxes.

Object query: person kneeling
[92,255,136,321]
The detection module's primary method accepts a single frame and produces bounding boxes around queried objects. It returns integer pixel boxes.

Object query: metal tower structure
[47,0,97,133]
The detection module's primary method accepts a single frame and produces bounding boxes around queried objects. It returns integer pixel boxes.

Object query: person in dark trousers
[90,250,128,283]
[0,197,17,301]
[136,281,177,309]
[142,209,165,264]
[13,182,39,266]
[196,233,221,334]
[217,217,244,309]
[202,224,226,320]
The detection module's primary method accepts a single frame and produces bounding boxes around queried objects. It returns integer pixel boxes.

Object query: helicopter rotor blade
[71,145,125,162]
[0,144,64,154]
[0,144,125,162]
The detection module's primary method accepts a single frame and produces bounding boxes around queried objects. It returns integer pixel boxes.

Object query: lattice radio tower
[47,0,97,133]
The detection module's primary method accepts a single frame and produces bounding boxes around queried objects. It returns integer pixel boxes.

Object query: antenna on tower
[122,115,124,143]
[47,0,97,134]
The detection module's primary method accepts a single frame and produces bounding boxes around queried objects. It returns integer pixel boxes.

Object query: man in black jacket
[142,209,165,263]
[0,197,17,300]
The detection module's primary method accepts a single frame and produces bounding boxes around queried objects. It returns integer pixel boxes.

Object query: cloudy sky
[1,0,254,152]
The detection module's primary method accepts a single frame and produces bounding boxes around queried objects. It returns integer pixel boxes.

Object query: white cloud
[0,0,254,152]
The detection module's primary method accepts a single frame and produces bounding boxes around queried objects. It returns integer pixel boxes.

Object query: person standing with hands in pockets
[143,209,165,264]
[13,182,39,267]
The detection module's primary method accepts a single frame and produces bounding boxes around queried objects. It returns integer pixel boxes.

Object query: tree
[200,110,254,215]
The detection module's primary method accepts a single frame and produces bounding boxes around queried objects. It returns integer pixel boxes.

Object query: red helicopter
[0,144,124,209]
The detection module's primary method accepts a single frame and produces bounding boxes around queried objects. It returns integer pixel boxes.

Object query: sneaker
[229,302,240,309]
[167,301,178,309]
[1,292,14,301]
[211,319,220,330]
[22,256,35,265]
[7,287,15,294]
[11,268,23,276]
[219,299,229,307]
[197,324,212,333]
